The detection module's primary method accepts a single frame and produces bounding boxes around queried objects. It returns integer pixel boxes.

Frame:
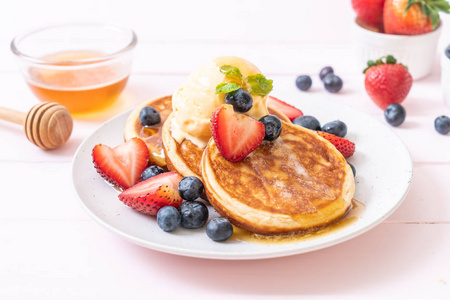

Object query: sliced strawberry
[268,96,303,121]
[118,171,183,215]
[92,137,149,190]
[210,104,265,162]
[316,131,355,159]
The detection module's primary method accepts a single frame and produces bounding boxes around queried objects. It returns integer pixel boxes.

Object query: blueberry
[321,120,347,137]
[347,162,356,177]
[293,115,321,130]
[206,218,233,242]
[295,75,312,91]
[179,201,209,229]
[157,206,181,232]
[319,66,334,81]
[259,115,282,141]
[434,115,450,135]
[225,89,253,113]
[139,106,161,126]
[323,74,343,93]
[446,45,450,59]
[141,165,165,181]
[384,103,406,127]
[178,176,204,201]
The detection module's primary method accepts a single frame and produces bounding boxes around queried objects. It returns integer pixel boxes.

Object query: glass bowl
[11,23,137,115]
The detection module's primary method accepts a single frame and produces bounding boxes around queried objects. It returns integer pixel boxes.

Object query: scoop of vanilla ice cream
[171,56,270,148]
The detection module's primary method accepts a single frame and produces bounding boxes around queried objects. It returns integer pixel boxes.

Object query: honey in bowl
[11,23,137,117]
[26,50,129,115]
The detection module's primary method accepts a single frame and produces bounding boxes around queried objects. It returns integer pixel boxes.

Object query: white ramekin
[441,50,450,108]
[352,19,442,80]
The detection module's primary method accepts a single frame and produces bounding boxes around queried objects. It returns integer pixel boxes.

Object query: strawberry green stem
[406,0,450,28]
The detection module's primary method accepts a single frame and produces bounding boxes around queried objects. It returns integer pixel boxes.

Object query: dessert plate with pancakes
[72,92,412,260]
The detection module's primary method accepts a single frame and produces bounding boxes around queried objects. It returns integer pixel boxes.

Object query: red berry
[316,131,355,159]
[352,0,385,29]
[210,104,265,162]
[92,137,149,190]
[118,171,183,216]
[267,96,303,121]
[364,56,412,109]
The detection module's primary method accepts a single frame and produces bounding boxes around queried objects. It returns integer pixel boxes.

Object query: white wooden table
[1,1,449,299]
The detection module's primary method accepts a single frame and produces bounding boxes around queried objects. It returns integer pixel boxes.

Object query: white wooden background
[1,1,450,299]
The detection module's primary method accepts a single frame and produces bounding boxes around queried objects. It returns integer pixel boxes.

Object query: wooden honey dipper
[0,102,73,150]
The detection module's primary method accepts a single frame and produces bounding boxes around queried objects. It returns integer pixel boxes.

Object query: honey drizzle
[231,199,365,245]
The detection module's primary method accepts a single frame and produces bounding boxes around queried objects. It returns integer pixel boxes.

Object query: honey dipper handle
[0,106,26,125]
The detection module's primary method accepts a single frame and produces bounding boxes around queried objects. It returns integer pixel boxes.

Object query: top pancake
[201,120,355,235]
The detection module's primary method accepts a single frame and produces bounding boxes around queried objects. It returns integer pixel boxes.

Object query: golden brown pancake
[125,95,291,175]
[201,121,355,235]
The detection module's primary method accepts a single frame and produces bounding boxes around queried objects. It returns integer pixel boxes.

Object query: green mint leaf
[220,65,243,82]
[246,74,273,96]
[215,83,241,94]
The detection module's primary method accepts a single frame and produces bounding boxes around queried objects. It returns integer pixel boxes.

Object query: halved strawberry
[268,96,303,121]
[316,131,355,159]
[118,171,183,216]
[210,104,265,162]
[92,137,149,190]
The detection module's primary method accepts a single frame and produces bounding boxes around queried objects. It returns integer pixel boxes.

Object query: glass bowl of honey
[11,23,137,115]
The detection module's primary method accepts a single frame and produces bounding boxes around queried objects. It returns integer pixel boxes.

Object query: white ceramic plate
[72,95,413,260]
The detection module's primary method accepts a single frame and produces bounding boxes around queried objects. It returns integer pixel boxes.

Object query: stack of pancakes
[124,96,355,235]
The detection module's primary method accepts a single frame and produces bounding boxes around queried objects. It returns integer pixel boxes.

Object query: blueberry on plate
[259,115,282,141]
[157,206,181,232]
[139,106,161,126]
[384,103,406,127]
[141,165,165,181]
[446,45,450,59]
[178,176,204,201]
[295,75,312,91]
[206,217,233,242]
[347,161,356,177]
[225,88,253,113]
[434,115,450,135]
[293,115,321,130]
[319,66,334,81]
[179,201,209,229]
[321,120,347,137]
[323,74,343,93]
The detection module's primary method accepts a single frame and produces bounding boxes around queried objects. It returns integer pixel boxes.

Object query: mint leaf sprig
[215,65,273,96]
[246,74,273,96]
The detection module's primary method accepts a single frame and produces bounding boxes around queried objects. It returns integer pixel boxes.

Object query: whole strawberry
[352,0,385,29]
[384,0,450,35]
[364,55,412,109]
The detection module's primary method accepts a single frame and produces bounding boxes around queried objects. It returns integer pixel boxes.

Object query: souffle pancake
[201,120,355,235]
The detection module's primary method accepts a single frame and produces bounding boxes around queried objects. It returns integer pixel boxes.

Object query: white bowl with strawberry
[352,0,449,80]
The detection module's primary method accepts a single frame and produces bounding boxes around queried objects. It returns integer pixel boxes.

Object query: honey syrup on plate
[231,199,365,245]
[26,50,129,115]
